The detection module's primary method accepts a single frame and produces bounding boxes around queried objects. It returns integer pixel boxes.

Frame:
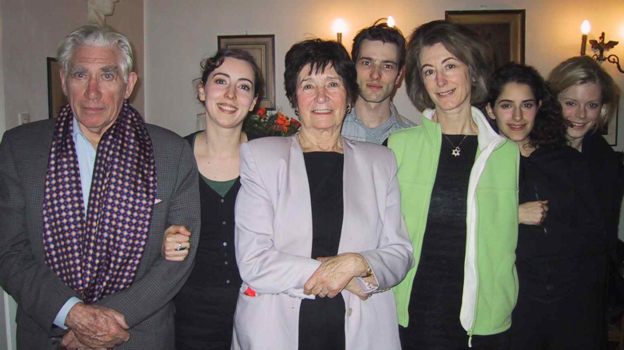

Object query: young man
[342,23,415,145]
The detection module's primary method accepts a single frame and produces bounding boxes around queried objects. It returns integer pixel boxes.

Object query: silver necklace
[442,134,469,157]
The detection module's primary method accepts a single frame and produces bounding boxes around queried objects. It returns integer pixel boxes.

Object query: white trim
[460,107,506,332]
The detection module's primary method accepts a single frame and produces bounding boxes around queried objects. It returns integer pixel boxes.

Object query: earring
[346,104,352,115]
[294,108,300,117]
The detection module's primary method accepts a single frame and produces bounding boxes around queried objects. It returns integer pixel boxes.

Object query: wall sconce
[580,20,624,73]
[332,18,347,43]
[580,20,590,56]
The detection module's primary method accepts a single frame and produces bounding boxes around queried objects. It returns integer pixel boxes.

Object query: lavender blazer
[232,136,413,350]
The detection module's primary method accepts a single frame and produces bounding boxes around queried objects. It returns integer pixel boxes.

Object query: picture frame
[218,35,276,109]
[446,10,525,67]
[47,57,67,118]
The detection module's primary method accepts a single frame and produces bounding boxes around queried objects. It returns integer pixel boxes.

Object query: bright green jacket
[389,107,519,339]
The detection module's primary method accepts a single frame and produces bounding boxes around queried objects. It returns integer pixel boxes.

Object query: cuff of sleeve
[53,297,82,329]
[355,277,379,294]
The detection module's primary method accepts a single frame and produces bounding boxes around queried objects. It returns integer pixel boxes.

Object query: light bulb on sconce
[387,16,396,28]
[332,18,348,43]
[578,19,624,73]
[580,20,591,55]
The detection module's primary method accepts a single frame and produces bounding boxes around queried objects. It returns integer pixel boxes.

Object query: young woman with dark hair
[161,48,261,349]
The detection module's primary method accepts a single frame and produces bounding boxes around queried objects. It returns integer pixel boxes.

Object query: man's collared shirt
[73,117,97,214]
[52,117,96,329]
[341,103,416,145]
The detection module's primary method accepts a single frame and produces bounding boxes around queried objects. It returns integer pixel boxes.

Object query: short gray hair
[57,24,134,82]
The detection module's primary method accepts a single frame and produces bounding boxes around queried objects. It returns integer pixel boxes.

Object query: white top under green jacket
[388,107,519,340]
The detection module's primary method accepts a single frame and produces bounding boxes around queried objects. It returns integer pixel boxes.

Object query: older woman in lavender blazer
[232,39,413,350]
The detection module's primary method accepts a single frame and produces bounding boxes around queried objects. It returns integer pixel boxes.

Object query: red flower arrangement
[244,107,301,137]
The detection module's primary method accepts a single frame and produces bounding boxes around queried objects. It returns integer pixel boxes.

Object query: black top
[298,152,346,350]
[581,132,624,259]
[174,132,241,350]
[403,135,478,348]
[517,145,606,300]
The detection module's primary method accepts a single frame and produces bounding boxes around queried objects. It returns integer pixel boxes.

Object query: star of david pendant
[451,146,461,157]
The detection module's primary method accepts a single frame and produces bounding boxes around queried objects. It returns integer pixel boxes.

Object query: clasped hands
[61,303,129,350]
[303,253,373,301]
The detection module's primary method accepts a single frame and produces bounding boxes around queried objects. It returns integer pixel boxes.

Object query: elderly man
[0,25,199,349]
[341,22,416,145]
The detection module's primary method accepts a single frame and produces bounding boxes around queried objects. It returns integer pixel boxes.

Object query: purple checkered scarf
[42,102,157,303]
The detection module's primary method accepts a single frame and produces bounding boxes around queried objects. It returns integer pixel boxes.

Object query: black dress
[510,146,607,350]
[581,132,624,255]
[399,135,509,350]
[174,133,242,350]
[298,152,346,350]
[581,134,624,316]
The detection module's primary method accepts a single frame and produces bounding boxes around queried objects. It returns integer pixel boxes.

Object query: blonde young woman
[549,56,623,254]
[548,56,624,349]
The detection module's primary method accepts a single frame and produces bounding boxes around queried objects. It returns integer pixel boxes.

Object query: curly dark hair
[487,63,567,149]
[284,39,358,109]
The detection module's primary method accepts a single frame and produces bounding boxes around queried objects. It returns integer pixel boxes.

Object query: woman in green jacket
[389,20,519,349]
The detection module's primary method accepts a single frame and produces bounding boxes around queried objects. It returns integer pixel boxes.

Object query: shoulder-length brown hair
[405,20,494,111]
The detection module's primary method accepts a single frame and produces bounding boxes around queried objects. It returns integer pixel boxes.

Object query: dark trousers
[510,256,608,350]
[399,324,510,350]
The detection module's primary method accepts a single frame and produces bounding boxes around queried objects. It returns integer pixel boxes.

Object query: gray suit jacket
[0,119,200,349]
[232,136,413,349]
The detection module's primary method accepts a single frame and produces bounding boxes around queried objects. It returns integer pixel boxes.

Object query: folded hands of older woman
[304,253,371,300]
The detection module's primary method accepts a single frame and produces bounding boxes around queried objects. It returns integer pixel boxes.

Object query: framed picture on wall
[47,57,67,118]
[446,10,525,68]
[218,34,276,109]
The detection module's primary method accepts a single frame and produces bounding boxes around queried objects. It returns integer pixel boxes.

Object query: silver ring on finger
[175,242,184,251]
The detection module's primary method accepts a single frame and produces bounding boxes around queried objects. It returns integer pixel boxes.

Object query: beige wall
[1,3,15,347]
[144,0,624,150]
[1,0,144,130]
[0,9,16,342]
[2,0,85,129]
[108,0,145,114]
[2,1,623,144]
